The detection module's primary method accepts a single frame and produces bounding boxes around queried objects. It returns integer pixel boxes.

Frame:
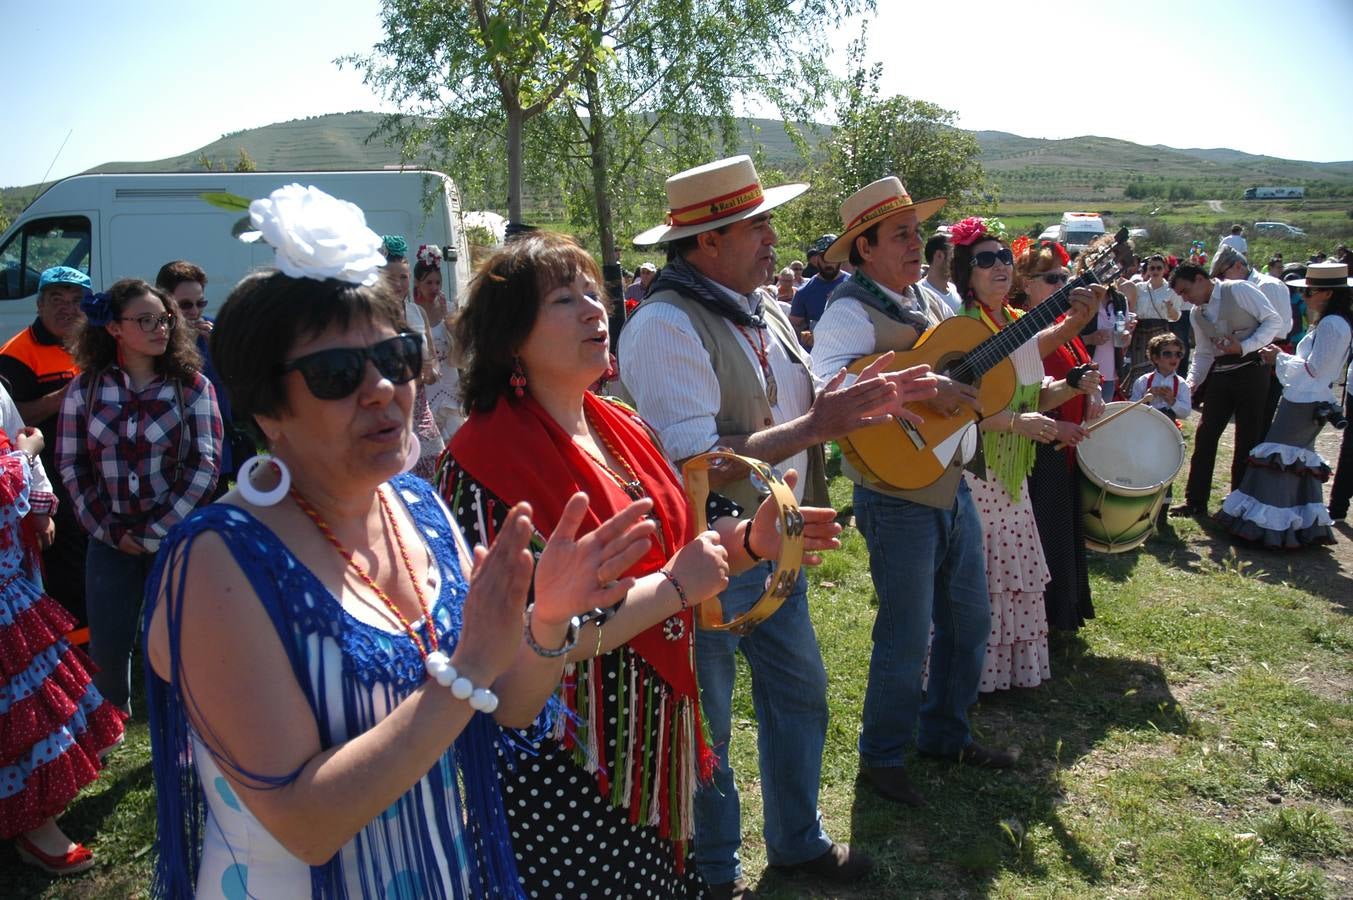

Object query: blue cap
[38,266,92,291]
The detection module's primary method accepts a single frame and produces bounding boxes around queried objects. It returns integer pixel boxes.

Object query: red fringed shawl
[446,392,715,859]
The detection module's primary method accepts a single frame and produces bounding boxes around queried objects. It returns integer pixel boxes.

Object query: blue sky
[4,0,1351,188]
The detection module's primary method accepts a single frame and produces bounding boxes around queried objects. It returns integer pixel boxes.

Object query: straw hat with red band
[823,176,947,264]
[632,155,809,246]
[1288,261,1353,288]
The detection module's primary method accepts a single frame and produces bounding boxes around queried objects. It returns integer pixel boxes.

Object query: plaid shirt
[57,367,221,552]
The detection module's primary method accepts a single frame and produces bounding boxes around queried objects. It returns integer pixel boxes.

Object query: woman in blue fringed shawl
[141,185,656,899]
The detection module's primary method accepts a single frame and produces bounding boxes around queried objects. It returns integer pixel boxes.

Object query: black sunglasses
[1302,287,1330,297]
[279,333,423,400]
[177,299,208,311]
[1032,272,1068,286]
[970,248,1015,269]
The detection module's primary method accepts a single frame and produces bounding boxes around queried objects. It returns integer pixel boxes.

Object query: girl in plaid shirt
[57,279,221,715]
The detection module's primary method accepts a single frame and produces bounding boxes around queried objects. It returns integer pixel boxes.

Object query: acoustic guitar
[838,246,1121,491]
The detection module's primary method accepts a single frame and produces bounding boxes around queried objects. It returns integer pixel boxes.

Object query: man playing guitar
[810,177,1014,806]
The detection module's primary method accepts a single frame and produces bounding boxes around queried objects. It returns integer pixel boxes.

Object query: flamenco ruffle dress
[0,449,124,839]
[1216,316,1350,548]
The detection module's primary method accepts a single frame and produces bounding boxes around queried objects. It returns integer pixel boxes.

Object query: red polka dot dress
[0,449,124,839]
[965,337,1052,692]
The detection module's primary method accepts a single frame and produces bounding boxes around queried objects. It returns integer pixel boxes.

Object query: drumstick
[1053,394,1150,450]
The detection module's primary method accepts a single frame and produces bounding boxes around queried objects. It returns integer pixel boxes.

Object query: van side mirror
[443,245,458,262]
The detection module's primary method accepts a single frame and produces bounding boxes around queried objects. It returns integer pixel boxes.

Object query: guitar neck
[958,272,1102,380]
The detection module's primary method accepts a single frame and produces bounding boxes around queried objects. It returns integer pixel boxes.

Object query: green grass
[9,436,1352,898]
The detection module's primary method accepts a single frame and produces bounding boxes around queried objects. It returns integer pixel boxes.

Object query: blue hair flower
[81,290,114,326]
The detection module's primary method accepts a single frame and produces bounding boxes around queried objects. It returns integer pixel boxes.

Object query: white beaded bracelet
[425,651,499,714]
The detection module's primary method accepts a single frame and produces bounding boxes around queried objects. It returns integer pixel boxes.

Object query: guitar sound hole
[942,360,976,387]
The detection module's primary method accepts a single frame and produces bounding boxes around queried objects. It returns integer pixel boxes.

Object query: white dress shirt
[619,283,814,501]
[811,281,978,463]
[1134,280,1183,321]
[1220,233,1249,256]
[1184,280,1283,390]
[1248,269,1293,337]
[1129,368,1192,419]
[1274,315,1351,404]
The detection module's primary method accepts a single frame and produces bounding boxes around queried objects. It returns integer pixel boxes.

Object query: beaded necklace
[734,323,779,405]
[579,409,668,557]
[292,487,437,663]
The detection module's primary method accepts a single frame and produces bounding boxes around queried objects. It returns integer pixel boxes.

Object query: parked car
[1254,221,1306,237]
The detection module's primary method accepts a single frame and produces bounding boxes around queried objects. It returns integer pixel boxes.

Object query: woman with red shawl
[438,232,841,897]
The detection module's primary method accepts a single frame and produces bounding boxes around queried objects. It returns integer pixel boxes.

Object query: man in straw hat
[1168,260,1283,516]
[620,156,937,897]
[810,176,1019,808]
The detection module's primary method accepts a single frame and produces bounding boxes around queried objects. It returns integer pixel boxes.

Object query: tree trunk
[584,68,625,347]
[506,105,524,223]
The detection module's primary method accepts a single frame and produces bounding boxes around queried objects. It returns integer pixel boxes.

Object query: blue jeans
[854,481,990,768]
[693,567,831,884]
[85,538,154,713]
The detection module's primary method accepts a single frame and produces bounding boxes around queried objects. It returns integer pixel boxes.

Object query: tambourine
[682,450,804,635]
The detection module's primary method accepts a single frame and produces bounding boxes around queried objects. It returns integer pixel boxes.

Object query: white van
[0,170,472,343]
[1058,212,1106,257]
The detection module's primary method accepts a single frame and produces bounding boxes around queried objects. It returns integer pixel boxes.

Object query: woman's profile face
[516,269,610,392]
[108,292,174,358]
[1023,267,1068,309]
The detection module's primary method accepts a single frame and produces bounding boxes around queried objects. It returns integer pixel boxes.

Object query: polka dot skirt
[965,473,1052,692]
[498,650,709,899]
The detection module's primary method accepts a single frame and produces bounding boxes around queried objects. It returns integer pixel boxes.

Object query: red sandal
[14,834,95,875]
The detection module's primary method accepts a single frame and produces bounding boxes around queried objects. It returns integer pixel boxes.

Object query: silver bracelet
[522,604,580,658]
[424,651,499,713]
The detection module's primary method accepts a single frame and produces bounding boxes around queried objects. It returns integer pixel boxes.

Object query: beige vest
[1190,282,1261,373]
[838,289,969,509]
[641,288,829,511]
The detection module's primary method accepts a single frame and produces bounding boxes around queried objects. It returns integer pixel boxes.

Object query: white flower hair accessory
[240,184,387,286]
[416,243,443,268]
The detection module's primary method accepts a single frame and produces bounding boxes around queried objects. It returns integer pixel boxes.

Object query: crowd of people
[0,154,1348,899]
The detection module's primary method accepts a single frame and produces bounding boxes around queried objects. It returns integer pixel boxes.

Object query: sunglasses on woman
[1032,272,1068,286]
[279,333,423,400]
[970,248,1015,269]
[120,313,176,333]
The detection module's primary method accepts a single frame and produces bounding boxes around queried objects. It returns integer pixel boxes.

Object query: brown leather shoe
[772,842,874,883]
[859,765,924,807]
[706,877,756,899]
[920,742,1018,769]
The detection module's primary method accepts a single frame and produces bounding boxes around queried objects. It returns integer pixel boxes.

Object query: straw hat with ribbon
[1288,261,1353,288]
[633,155,808,246]
[823,176,946,264]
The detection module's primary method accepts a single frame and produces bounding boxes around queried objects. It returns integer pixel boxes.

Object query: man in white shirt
[1169,263,1283,514]
[915,233,963,313]
[1211,244,1291,430]
[810,176,1015,810]
[620,155,935,899]
[1219,224,1248,256]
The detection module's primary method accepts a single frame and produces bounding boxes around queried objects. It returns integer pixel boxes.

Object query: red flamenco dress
[0,439,124,840]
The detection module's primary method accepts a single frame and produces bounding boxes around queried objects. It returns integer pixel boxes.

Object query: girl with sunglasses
[1012,238,1103,636]
[142,187,656,898]
[1216,261,1352,547]
[440,232,844,896]
[57,279,222,718]
[950,218,1101,692]
[1123,254,1183,387]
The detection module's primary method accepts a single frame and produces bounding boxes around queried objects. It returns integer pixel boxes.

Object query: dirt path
[1207,199,1225,213]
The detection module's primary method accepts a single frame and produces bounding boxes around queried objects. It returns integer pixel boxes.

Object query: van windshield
[0,216,92,300]
[1064,230,1102,247]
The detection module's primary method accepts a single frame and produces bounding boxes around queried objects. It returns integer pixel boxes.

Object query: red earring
[510,356,527,398]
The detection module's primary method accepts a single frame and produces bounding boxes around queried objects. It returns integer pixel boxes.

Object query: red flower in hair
[949,217,989,247]
[1047,241,1071,267]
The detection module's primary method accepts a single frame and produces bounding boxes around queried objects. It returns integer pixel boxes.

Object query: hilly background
[5,110,1353,214]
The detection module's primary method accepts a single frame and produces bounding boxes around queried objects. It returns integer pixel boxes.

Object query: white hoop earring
[237,455,292,507]
[401,435,421,475]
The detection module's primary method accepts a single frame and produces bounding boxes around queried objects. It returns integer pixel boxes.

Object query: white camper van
[0,170,472,343]
[1057,212,1106,257]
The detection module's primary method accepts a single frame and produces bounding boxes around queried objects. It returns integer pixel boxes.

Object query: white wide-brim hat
[1288,261,1353,288]
[633,155,808,246]
[824,176,946,264]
